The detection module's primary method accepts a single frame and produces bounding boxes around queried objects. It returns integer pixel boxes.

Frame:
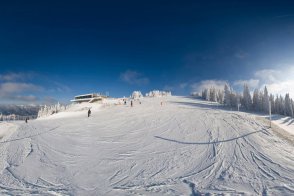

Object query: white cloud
[0,82,42,103]
[120,70,149,85]
[0,82,42,97]
[253,69,281,84]
[235,66,294,97]
[190,80,228,93]
[0,72,71,104]
[233,79,259,89]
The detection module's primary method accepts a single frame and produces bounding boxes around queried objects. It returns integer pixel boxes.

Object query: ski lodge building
[70,93,107,103]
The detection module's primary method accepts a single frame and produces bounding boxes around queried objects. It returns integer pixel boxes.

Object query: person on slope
[131,100,133,107]
[88,108,91,117]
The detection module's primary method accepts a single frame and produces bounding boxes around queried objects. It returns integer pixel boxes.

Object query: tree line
[201,84,294,117]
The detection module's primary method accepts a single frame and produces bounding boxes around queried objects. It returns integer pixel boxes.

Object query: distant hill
[0,105,41,116]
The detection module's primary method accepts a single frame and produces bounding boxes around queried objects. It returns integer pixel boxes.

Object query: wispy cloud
[47,81,71,93]
[233,79,259,89]
[191,80,228,93]
[0,82,42,97]
[0,72,34,81]
[179,83,188,89]
[0,72,70,104]
[162,82,189,93]
[234,50,248,59]
[43,96,58,104]
[120,70,149,85]
[0,82,42,104]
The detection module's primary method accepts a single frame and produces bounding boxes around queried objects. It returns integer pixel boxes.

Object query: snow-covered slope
[0,96,293,195]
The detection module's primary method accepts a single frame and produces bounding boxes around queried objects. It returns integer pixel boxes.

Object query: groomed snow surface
[0,96,293,195]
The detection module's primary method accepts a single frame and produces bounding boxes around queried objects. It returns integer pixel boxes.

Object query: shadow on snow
[154,130,262,145]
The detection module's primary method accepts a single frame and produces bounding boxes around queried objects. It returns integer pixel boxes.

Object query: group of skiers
[123,99,141,107]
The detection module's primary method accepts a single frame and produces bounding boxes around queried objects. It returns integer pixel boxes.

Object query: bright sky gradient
[1,1,294,104]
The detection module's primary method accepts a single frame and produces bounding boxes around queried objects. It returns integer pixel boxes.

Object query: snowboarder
[25,117,28,123]
[131,100,133,107]
[88,109,91,117]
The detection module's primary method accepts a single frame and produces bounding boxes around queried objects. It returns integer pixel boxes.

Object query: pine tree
[252,89,259,111]
[210,87,217,102]
[258,91,263,112]
[242,84,252,110]
[217,90,224,104]
[202,89,209,100]
[205,89,210,101]
[285,93,293,117]
[230,92,237,107]
[262,86,270,113]
[274,95,280,114]
[224,84,231,107]
[269,94,275,114]
[279,95,285,115]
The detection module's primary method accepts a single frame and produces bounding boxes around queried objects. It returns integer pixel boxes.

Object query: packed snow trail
[0,96,293,195]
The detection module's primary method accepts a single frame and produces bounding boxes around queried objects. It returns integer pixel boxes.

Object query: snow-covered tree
[205,89,210,101]
[242,84,252,110]
[146,90,172,97]
[224,84,231,107]
[37,103,67,118]
[131,91,143,99]
[278,95,285,115]
[217,90,224,104]
[210,88,217,102]
[262,86,270,113]
[198,83,294,117]
[252,89,259,111]
[269,94,275,114]
[285,93,293,117]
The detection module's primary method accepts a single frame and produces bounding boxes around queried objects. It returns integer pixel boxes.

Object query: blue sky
[1,1,294,104]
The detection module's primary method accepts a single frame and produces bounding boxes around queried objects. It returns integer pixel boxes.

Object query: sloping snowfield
[0,96,293,195]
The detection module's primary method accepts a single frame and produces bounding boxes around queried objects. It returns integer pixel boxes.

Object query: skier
[131,100,133,107]
[124,100,127,105]
[88,109,91,117]
[25,117,28,123]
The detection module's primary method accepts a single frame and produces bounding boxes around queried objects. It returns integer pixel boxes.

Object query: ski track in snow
[0,96,293,195]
